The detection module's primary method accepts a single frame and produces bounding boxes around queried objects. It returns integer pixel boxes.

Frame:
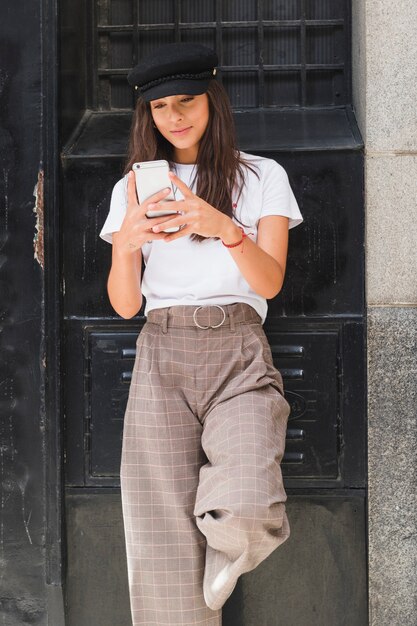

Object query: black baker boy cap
[127,42,218,102]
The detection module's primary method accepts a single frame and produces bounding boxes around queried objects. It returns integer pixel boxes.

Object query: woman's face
[150,93,210,164]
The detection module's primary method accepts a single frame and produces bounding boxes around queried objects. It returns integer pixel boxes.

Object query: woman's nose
[168,105,183,122]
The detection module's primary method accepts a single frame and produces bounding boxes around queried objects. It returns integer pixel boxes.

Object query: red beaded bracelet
[221,226,254,253]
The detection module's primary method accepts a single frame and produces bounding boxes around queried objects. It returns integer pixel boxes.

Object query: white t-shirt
[99,151,303,324]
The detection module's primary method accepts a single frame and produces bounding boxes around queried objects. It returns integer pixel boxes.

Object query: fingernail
[148,203,155,209]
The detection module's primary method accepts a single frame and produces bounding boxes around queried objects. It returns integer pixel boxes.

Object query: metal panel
[87,328,339,480]
[64,315,366,491]
[61,146,363,319]
[89,331,140,477]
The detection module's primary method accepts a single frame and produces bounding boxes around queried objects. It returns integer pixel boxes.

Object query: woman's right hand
[112,171,174,254]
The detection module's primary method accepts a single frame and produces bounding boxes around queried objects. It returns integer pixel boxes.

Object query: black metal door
[60,2,367,625]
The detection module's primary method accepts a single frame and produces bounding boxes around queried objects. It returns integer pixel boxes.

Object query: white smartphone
[132,160,180,233]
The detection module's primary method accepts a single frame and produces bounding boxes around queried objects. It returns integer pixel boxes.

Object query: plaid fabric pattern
[120,303,291,625]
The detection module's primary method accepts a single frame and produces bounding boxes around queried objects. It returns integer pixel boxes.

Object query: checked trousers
[120,302,291,625]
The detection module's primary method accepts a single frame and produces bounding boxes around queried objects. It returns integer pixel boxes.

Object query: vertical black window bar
[97,0,111,110]
[89,0,98,109]
[93,0,349,111]
[343,0,352,103]
[300,0,307,107]
[257,0,265,108]
[174,0,181,42]
[215,0,223,87]
[131,0,139,109]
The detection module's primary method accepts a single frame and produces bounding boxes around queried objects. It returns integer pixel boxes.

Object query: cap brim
[139,78,211,102]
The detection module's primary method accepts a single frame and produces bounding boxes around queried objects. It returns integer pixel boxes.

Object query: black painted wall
[1,3,45,623]
[0,1,63,624]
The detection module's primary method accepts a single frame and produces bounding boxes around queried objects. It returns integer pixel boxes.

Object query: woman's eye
[181,97,194,103]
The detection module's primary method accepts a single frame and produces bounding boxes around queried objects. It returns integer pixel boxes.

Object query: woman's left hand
[147,171,229,241]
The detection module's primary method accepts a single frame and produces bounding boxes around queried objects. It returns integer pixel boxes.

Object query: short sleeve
[258,159,304,230]
[99,175,128,244]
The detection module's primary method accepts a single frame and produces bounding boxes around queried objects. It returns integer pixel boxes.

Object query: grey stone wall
[352,1,417,624]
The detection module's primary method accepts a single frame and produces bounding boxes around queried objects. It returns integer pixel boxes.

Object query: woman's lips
[171,126,192,136]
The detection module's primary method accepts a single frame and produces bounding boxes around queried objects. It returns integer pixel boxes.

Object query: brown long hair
[123,80,259,243]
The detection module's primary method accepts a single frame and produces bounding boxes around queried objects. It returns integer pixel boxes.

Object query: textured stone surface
[367,307,417,626]
[353,0,417,151]
[366,155,417,305]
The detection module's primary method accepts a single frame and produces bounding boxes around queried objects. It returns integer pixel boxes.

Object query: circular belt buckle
[193,305,226,329]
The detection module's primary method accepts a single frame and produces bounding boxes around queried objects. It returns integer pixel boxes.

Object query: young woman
[100,42,303,626]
